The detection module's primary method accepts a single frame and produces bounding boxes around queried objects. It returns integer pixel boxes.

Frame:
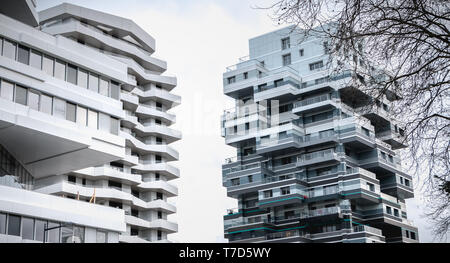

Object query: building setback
[221,26,419,243]
[0,1,180,243]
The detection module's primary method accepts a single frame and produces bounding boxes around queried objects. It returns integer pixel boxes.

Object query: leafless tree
[257,0,450,240]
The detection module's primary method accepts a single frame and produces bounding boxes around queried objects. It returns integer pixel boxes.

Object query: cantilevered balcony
[297,148,341,167]
[133,162,180,181]
[293,94,339,115]
[376,128,408,150]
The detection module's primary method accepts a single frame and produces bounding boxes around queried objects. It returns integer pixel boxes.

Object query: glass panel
[17,45,30,65]
[61,225,72,243]
[0,213,6,234]
[96,230,106,243]
[40,94,52,114]
[66,102,76,122]
[42,55,54,76]
[53,98,66,119]
[34,220,46,242]
[2,39,16,59]
[110,118,119,135]
[29,50,42,70]
[67,64,77,85]
[110,81,120,100]
[7,215,21,236]
[28,90,40,110]
[99,77,109,96]
[88,110,98,129]
[77,68,88,89]
[98,113,110,132]
[21,217,34,240]
[15,85,27,105]
[54,59,66,80]
[88,73,99,93]
[73,226,84,243]
[76,105,87,126]
[47,222,60,243]
[0,80,14,101]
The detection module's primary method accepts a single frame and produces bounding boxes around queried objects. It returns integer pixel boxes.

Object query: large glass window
[47,222,60,243]
[17,45,30,65]
[15,85,27,105]
[0,213,6,234]
[62,225,84,243]
[40,94,52,114]
[98,113,110,132]
[88,110,98,129]
[53,98,66,119]
[77,68,88,89]
[99,77,109,96]
[96,230,107,243]
[0,79,14,101]
[88,73,99,93]
[34,220,46,242]
[66,102,76,122]
[54,59,66,80]
[110,81,120,100]
[21,217,34,240]
[42,55,54,76]
[28,90,40,111]
[110,117,119,135]
[29,50,42,70]
[76,105,87,126]
[67,64,77,85]
[2,39,16,59]
[7,215,21,236]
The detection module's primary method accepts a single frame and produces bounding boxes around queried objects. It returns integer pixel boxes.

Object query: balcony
[224,215,272,231]
[293,94,338,114]
[136,105,176,124]
[223,59,268,97]
[274,207,341,224]
[376,129,408,150]
[137,180,178,197]
[133,162,180,181]
[264,229,310,243]
[297,149,340,167]
[256,133,302,155]
[133,87,181,108]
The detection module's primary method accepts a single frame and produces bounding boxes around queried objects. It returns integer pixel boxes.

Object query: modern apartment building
[221,26,419,243]
[0,1,180,243]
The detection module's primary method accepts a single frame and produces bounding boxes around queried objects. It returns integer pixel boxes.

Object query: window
[0,213,6,234]
[53,98,66,119]
[110,117,119,135]
[89,73,99,92]
[28,90,40,111]
[109,201,122,209]
[394,208,399,217]
[76,105,87,126]
[110,81,120,99]
[258,83,267,92]
[67,64,77,85]
[98,113,111,132]
[386,206,392,214]
[155,119,162,125]
[281,157,291,165]
[410,232,416,240]
[54,59,66,80]
[17,45,30,65]
[155,155,162,163]
[30,50,42,70]
[68,175,76,183]
[157,230,162,240]
[309,61,324,70]
[323,41,329,54]
[14,85,27,105]
[243,72,248,79]
[99,77,109,96]
[88,110,98,129]
[2,39,16,59]
[66,102,76,122]
[131,189,139,198]
[274,79,283,87]
[367,183,375,192]
[82,178,86,186]
[77,68,88,89]
[155,173,160,181]
[282,53,291,66]
[40,94,52,114]
[248,175,253,183]
[130,228,139,236]
[34,220,46,242]
[1,79,14,101]
[108,180,122,189]
[21,217,34,240]
[281,37,290,50]
[158,211,163,219]
[227,76,235,84]
[131,209,139,217]
[156,101,163,110]
[299,49,304,56]
[8,215,21,236]
[263,190,273,198]
[405,179,411,187]
[96,230,107,243]
[156,137,163,144]
[281,187,290,195]
[156,192,163,200]
[231,178,240,186]
[42,55,54,76]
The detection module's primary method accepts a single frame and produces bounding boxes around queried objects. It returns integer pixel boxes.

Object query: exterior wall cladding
[221,25,419,243]
[0,2,180,243]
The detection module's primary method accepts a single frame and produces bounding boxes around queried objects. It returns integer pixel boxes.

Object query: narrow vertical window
[2,39,16,60]
[99,77,109,96]
[40,94,53,114]
[53,98,66,119]
[89,73,99,93]
[42,55,54,76]
[0,79,14,101]
[15,85,27,105]
[110,81,120,100]
[30,50,42,70]
[77,68,88,89]
[28,90,40,111]
[66,102,76,122]
[88,110,98,129]
[54,59,66,80]
[76,105,87,126]
[17,45,30,65]
[67,64,78,85]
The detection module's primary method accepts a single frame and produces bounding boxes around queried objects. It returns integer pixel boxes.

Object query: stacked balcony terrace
[37,3,180,243]
[221,25,418,243]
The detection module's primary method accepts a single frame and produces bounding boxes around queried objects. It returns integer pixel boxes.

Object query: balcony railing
[293,94,332,108]
[353,225,383,236]
[266,229,308,240]
[298,149,336,163]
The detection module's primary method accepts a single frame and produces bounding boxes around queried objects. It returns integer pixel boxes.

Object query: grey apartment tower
[221,26,419,243]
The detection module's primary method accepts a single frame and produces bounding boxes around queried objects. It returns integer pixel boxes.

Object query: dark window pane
[15,85,27,105]
[66,102,76,122]
[0,213,6,234]
[67,64,77,85]
[110,81,120,99]
[30,50,42,70]
[110,117,119,135]
[21,217,34,240]
[17,45,30,65]
[7,215,21,236]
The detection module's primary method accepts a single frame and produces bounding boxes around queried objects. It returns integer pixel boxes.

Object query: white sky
[36,0,447,243]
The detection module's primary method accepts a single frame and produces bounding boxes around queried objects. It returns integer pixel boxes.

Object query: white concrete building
[0,1,180,243]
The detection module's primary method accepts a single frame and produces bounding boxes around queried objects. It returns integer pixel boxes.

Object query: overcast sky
[36,0,446,243]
